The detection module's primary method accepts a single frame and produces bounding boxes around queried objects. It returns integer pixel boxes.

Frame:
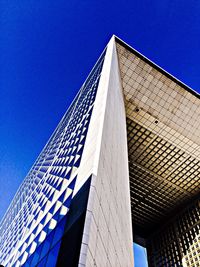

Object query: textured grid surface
[147,199,200,267]
[117,43,199,145]
[116,38,200,266]
[0,50,106,267]
[127,118,199,229]
[116,42,200,236]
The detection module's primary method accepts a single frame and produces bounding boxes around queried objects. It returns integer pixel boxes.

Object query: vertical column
[78,37,134,267]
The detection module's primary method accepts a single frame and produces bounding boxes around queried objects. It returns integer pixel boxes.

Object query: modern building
[0,36,199,267]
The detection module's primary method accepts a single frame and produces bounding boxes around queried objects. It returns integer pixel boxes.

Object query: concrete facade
[78,38,133,267]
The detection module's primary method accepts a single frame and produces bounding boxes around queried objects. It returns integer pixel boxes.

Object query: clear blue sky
[1,1,200,266]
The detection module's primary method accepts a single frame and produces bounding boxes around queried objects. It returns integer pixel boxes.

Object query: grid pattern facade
[127,118,199,230]
[116,42,200,145]
[115,38,200,266]
[147,199,200,267]
[183,234,200,267]
[0,50,106,267]
[116,41,200,238]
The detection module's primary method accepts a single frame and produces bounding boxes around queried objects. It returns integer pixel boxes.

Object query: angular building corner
[77,37,134,267]
[0,35,199,267]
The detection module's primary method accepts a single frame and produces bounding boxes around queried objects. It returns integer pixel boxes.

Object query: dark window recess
[56,176,92,267]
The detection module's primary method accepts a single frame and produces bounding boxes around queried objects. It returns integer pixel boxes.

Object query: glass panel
[45,241,61,267]
[51,217,66,248]
[30,244,42,267]
[36,255,47,267]
[39,231,54,261]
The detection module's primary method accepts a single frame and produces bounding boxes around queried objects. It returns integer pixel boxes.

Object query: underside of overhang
[115,37,200,246]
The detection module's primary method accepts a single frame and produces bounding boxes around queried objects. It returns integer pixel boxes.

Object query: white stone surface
[78,37,134,267]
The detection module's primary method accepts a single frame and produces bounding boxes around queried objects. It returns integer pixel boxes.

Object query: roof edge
[114,35,199,99]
